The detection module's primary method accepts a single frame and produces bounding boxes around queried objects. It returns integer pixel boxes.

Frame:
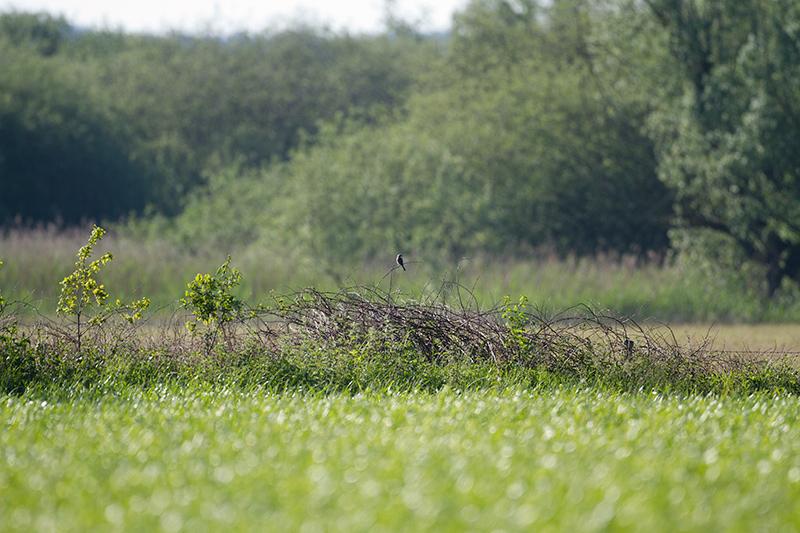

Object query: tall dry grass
[1,227,799,322]
[0,227,311,311]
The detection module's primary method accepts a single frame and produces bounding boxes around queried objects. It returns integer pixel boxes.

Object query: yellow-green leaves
[181,256,243,334]
[121,297,151,324]
[58,225,111,316]
[502,295,530,353]
[56,226,149,348]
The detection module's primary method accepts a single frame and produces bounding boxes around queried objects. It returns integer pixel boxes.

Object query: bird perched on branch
[396,254,406,271]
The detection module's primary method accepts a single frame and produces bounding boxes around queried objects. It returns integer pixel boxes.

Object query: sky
[0,0,468,34]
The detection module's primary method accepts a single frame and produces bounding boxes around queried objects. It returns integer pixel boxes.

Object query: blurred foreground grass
[2,228,800,322]
[2,386,800,531]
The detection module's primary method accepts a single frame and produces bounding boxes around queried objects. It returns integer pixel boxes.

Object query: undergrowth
[2,227,800,397]
[3,293,799,397]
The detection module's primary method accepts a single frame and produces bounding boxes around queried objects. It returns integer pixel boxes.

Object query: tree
[0,44,153,224]
[434,0,673,256]
[646,0,800,295]
[169,0,675,265]
[0,18,435,223]
[0,12,70,56]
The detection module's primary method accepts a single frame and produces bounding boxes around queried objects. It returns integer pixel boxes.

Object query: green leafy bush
[0,324,35,394]
[181,256,245,348]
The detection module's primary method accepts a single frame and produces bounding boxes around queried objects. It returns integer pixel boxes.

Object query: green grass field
[3,385,800,532]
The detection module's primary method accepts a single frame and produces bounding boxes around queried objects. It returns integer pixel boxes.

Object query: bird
[624,339,634,358]
[396,254,406,271]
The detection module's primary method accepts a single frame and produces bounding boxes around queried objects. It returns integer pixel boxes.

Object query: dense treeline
[1,1,799,296]
[0,12,434,221]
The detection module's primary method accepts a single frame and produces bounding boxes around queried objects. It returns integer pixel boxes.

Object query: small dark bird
[624,339,634,358]
[396,254,406,271]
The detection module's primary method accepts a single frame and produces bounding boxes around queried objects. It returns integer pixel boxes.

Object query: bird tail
[401,264,406,271]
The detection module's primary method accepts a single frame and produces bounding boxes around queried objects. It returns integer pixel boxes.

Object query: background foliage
[1,1,799,299]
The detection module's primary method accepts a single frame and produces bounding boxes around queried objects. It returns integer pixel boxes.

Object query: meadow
[3,385,800,532]
[3,228,800,532]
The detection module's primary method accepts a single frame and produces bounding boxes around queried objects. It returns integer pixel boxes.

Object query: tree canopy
[646,0,800,294]
[2,2,799,296]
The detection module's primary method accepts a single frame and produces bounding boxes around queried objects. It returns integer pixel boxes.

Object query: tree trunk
[766,264,784,298]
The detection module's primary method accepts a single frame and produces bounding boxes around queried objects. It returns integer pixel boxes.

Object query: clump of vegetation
[257,286,795,392]
[0,257,35,395]
[0,325,33,395]
[180,255,247,350]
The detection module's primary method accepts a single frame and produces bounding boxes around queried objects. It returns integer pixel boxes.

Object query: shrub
[0,324,35,394]
[57,225,149,350]
[181,255,245,349]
